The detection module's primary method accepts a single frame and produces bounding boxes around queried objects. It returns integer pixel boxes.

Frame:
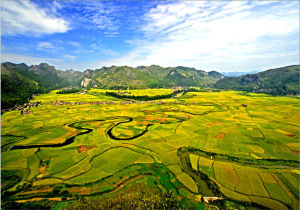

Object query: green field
[1,89,299,209]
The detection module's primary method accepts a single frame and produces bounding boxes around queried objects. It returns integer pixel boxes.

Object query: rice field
[1,89,299,209]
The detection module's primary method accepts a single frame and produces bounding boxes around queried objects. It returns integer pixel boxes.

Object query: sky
[1,0,299,72]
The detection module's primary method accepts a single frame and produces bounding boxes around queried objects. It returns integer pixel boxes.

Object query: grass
[1,89,299,209]
[219,186,251,202]
[53,156,92,180]
[186,149,297,208]
[248,195,289,210]
[234,165,269,197]
[189,154,199,171]
[263,182,291,204]
[277,173,299,199]
[33,178,62,186]
[213,161,238,191]
[27,155,40,180]
[176,173,198,193]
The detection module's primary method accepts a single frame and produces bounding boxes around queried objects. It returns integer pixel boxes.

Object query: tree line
[105,88,221,101]
[105,89,183,101]
[56,89,81,94]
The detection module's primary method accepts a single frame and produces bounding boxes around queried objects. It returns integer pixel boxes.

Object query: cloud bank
[1,1,298,72]
[2,0,70,36]
[100,1,299,72]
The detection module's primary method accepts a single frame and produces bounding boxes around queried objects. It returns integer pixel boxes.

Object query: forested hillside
[2,62,298,110]
[1,62,222,109]
[81,65,223,89]
[1,62,81,109]
[214,65,300,95]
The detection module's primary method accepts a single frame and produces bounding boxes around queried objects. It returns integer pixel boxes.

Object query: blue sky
[1,0,299,72]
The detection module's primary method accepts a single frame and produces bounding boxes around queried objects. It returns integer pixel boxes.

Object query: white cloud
[36,41,63,52]
[89,43,119,57]
[70,1,120,36]
[67,41,81,48]
[100,1,299,72]
[64,55,76,60]
[2,0,70,36]
[37,42,55,49]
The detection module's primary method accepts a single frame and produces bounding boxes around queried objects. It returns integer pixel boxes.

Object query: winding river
[8,106,210,150]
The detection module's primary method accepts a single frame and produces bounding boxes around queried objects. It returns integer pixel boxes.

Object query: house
[118,92,131,95]
[203,197,222,203]
[21,109,33,115]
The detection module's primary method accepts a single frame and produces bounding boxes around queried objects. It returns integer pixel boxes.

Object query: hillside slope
[1,62,81,109]
[214,65,300,95]
[82,65,223,89]
[57,69,84,87]
[1,62,223,109]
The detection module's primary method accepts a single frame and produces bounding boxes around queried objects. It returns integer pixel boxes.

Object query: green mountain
[84,65,160,89]
[1,62,82,109]
[214,65,300,95]
[2,63,37,109]
[57,69,84,87]
[3,62,298,110]
[81,65,223,89]
[1,62,223,109]
[163,66,223,87]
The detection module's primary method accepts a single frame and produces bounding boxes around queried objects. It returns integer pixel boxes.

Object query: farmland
[1,89,299,209]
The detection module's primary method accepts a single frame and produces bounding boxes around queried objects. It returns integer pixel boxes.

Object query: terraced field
[1,89,299,209]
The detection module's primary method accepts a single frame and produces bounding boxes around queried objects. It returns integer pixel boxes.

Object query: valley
[2,62,298,112]
[1,89,299,209]
[2,1,299,209]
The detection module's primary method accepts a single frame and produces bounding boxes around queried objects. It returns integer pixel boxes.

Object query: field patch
[213,161,238,190]
[177,173,198,193]
[215,132,225,140]
[2,90,300,209]
[198,156,214,178]
[249,195,289,210]
[189,154,199,171]
[77,145,97,153]
[219,186,251,202]
[247,145,265,154]
[208,121,224,127]
[234,165,269,197]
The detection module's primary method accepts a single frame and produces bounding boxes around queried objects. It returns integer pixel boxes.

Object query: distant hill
[2,62,298,110]
[81,65,224,89]
[57,69,84,87]
[214,65,300,95]
[222,70,260,77]
[1,62,223,109]
[1,62,83,109]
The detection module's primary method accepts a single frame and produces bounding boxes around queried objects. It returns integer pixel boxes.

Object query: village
[1,101,42,115]
[49,100,198,106]
[1,98,248,115]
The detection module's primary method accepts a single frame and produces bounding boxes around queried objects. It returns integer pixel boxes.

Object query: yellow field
[1,89,299,209]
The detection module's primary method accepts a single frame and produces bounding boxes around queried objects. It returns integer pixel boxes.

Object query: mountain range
[1,62,299,109]
[215,65,299,95]
[80,65,223,89]
[221,70,261,77]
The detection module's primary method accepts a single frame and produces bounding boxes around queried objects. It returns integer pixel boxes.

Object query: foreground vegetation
[1,89,299,209]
